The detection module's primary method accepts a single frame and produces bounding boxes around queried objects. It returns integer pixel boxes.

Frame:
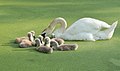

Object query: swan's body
[42,17,118,41]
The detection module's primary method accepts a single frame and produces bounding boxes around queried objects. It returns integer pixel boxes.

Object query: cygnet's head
[30,31,35,39]
[35,38,41,47]
[27,32,34,42]
[38,35,44,44]
[44,37,51,47]
[30,31,35,35]
[50,39,59,50]
[27,32,31,37]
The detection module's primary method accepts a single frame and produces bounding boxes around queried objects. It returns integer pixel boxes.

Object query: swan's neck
[44,17,67,35]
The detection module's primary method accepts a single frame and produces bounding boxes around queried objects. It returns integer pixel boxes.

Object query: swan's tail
[104,21,118,39]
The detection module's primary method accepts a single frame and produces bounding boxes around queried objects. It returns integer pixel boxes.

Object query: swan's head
[42,17,67,36]
[42,26,54,36]
[41,32,46,39]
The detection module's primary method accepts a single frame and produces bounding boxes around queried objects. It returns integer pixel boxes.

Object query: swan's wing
[66,18,111,34]
[80,18,111,28]
[89,18,110,28]
[65,18,101,34]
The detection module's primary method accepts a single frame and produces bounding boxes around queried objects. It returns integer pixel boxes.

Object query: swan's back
[65,18,110,35]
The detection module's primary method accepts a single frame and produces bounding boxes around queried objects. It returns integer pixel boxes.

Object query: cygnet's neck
[44,37,51,47]
[28,32,34,42]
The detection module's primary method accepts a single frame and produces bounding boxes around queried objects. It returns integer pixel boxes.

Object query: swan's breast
[53,29,63,38]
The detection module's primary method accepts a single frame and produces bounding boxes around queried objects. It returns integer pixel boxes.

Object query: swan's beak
[41,32,47,38]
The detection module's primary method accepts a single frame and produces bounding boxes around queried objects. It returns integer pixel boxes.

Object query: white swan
[42,17,118,41]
